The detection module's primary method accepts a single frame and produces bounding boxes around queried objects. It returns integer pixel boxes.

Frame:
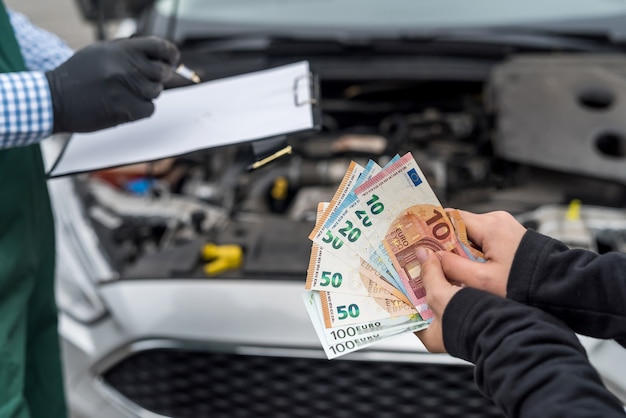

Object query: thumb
[416,248,458,315]
[416,248,446,293]
[438,251,485,287]
[438,251,505,297]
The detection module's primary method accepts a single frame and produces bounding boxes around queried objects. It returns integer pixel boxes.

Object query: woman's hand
[439,210,526,298]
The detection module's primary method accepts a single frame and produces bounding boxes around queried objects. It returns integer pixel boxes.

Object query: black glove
[45,36,180,133]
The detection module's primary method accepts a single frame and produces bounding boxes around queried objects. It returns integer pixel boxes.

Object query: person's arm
[508,229,626,344]
[0,10,179,150]
[0,72,54,148]
[8,9,73,71]
[444,287,626,418]
[415,250,626,418]
[436,211,626,345]
[0,10,74,149]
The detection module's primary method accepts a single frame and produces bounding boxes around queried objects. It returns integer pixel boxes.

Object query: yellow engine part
[201,243,243,276]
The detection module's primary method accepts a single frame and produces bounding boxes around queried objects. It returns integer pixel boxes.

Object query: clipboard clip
[293,72,319,107]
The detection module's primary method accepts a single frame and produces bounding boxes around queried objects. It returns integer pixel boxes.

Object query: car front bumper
[61,279,502,418]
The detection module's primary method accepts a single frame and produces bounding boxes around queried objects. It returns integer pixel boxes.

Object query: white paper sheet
[49,61,315,177]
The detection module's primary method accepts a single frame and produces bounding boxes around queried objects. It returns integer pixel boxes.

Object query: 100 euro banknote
[303,291,429,359]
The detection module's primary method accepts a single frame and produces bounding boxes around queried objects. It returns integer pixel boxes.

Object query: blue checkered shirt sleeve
[0,10,74,149]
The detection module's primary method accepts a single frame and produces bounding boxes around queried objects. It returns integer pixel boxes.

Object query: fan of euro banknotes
[303,152,485,359]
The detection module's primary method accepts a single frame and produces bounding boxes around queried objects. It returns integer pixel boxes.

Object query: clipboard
[46,61,320,177]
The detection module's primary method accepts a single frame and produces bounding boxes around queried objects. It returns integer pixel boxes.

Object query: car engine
[76,54,626,282]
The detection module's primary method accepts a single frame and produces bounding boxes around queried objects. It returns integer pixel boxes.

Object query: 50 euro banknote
[306,242,410,303]
[318,290,417,328]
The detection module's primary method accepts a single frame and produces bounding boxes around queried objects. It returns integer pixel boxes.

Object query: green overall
[0,4,67,418]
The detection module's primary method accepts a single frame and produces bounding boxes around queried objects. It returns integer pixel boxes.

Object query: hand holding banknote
[436,210,526,298]
[303,153,485,358]
[412,248,462,353]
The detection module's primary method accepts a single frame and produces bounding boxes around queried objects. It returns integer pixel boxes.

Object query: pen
[175,64,201,83]
[247,145,293,171]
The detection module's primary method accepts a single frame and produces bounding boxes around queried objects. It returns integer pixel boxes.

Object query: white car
[55,0,626,416]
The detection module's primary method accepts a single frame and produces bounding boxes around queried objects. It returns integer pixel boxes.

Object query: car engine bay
[76,54,626,282]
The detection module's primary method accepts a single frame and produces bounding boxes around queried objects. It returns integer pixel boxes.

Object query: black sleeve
[507,229,626,345]
[443,287,626,418]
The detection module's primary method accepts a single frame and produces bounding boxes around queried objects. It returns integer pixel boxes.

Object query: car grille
[102,348,502,418]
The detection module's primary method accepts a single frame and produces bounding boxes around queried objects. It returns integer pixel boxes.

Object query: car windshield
[155,0,626,34]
